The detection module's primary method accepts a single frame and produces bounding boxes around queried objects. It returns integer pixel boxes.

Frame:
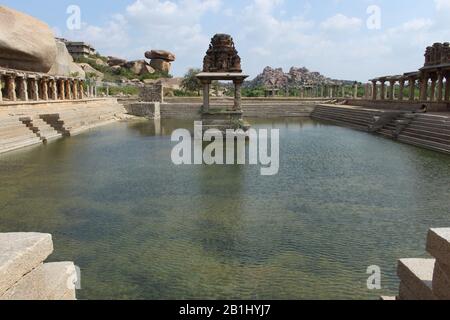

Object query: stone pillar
[388,80,395,100]
[371,81,378,100]
[40,78,48,100]
[201,80,210,111]
[364,83,370,99]
[49,79,57,100]
[79,81,84,99]
[65,80,72,100]
[106,86,109,97]
[430,76,437,102]
[437,72,444,102]
[353,83,358,99]
[398,79,405,101]
[233,80,243,111]
[300,87,304,98]
[320,86,324,98]
[94,86,97,97]
[420,75,428,101]
[17,76,28,101]
[6,75,17,101]
[30,78,39,101]
[445,75,450,101]
[72,80,78,100]
[58,79,65,100]
[380,81,385,100]
[0,75,3,102]
[409,78,416,101]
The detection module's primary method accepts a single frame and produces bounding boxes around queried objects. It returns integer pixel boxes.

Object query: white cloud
[435,0,450,10]
[320,14,362,31]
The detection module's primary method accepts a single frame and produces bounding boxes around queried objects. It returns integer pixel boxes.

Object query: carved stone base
[201,108,250,132]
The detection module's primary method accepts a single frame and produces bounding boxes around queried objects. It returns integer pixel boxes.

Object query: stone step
[426,228,450,266]
[311,115,368,131]
[431,261,450,300]
[312,111,373,123]
[397,135,450,153]
[0,262,77,300]
[0,137,43,153]
[0,233,53,296]
[410,123,450,135]
[397,258,437,300]
[400,131,450,146]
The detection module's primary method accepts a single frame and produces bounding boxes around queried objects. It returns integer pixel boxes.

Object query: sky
[3,0,450,81]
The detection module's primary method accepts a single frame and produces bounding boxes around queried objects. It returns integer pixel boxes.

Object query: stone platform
[0,233,77,300]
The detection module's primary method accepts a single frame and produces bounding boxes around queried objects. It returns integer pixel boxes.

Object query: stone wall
[126,102,160,119]
[345,99,450,112]
[0,233,77,300]
[139,83,163,103]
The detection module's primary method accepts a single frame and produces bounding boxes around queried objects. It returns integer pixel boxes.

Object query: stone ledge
[427,228,450,266]
[397,258,437,300]
[0,262,77,300]
[432,261,450,300]
[0,233,53,295]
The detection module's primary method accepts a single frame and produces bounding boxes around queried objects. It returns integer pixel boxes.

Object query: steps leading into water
[21,117,62,143]
[312,104,450,155]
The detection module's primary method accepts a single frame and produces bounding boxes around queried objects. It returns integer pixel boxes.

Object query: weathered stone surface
[380,296,397,301]
[48,40,85,78]
[432,261,450,300]
[140,83,163,102]
[150,59,171,73]
[145,50,175,62]
[0,233,53,295]
[397,258,437,300]
[426,228,450,266]
[126,102,160,119]
[399,281,420,300]
[0,262,77,300]
[203,34,241,73]
[78,63,104,80]
[124,60,154,76]
[0,6,57,73]
[107,56,126,67]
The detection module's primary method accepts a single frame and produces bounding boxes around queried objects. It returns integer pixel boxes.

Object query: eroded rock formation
[0,6,57,73]
[49,40,85,78]
[145,50,176,74]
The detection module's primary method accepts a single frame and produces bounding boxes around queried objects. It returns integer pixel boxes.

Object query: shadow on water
[1,117,450,299]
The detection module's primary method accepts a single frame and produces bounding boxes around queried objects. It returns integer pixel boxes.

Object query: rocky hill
[246,66,353,89]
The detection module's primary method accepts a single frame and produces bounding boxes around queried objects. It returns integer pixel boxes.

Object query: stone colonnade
[291,83,360,99]
[370,70,450,102]
[0,69,96,103]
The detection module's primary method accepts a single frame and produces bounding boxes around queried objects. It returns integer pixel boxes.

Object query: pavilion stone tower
[196,34,249,132]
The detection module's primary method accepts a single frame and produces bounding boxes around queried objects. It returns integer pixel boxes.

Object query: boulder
[77,63,103,80]
[145,50,176,62]
[0,6,57,73]
[150,59,171,73]
[124,60,155,76]
[48,40,85,78]
[107,56,126,67]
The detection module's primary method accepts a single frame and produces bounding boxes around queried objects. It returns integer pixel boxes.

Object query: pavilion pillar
[40,78,48,100]
[233,79,243,111]
[201,80,210,111]
[380,81,385,100]
[58,79,65,100]
[408,78,416,101]
[341,86,345,98]
[49,79,57,100]
[445,75,450,102]
[17,76,28,101]
[398,79,405,101]
[364,83,370,99]
[65,80,72,100]
[437,72,444,102]
[29,78,39,101]
[0,75,3,102]
[6,75,17,101]
[430,76,437,102]
[388,80,395,100]
[420,75,429,101]
[72,80,78,100]
[371,81,377,100]
[79,81,84,99]
[353,83,358,99]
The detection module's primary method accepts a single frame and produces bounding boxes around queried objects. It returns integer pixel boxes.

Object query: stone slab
[432,261,450,300]
[380,296,397,301]
[0,233,53,295]
[0,262,77,300]
[426,228,450,267]
[397,258,437,300]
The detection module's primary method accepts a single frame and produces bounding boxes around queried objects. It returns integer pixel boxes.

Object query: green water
[1,118,450,300]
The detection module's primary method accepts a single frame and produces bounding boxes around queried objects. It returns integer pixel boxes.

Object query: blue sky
[3,0,450,81]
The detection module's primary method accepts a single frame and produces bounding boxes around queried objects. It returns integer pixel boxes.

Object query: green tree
[181,68,202,95]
